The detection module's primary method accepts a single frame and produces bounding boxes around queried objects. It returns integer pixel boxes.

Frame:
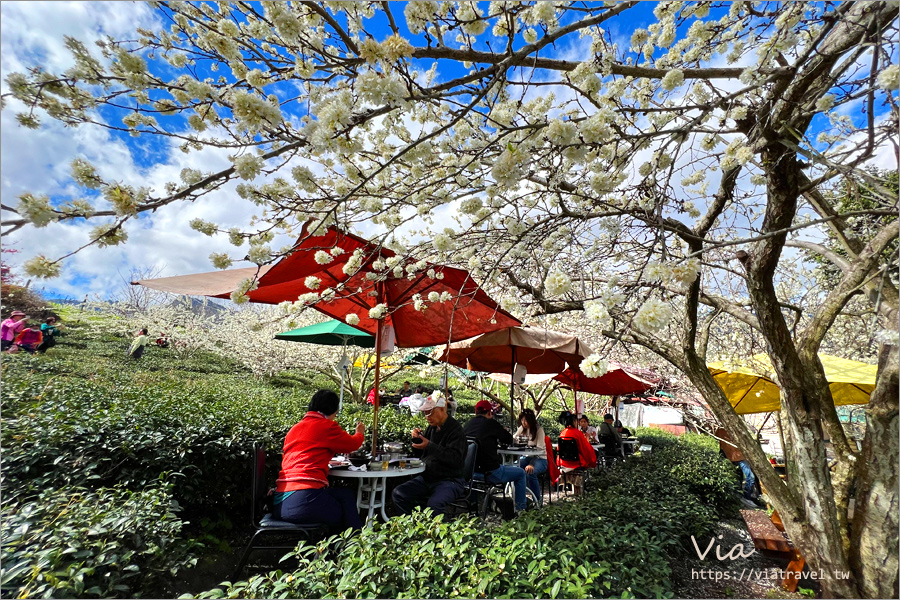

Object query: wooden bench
[740,509,806,592]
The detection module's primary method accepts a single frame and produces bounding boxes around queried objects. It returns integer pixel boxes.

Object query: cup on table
[382,458,390,470]
[399,458,407,470]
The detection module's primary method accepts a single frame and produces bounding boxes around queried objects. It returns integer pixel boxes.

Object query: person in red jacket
[273,389,366,532]
[557,411,597,470]
[9,322,42,354]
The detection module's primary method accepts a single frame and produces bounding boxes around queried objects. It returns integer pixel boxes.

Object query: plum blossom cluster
[580,354,609,379]
[645,259,701,290]
[544,271,572,297]
[230,277,259,304]
[633,298,675,334]
[368,303,387,320]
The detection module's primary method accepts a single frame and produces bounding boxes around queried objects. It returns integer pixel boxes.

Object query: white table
[329,465,425,523]
[497,447,546,466]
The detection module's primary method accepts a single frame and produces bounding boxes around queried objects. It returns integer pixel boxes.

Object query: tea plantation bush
[0,315,476,598]
[1,483,195,598]
[196,433,738,599]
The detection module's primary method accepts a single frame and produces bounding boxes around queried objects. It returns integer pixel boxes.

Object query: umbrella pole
[372,321,382,454]
[510,348,516,430]
[338,339,347,414]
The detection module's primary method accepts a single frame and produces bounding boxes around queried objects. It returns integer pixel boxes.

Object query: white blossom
[314,250,334,264]
[104,186,137,216]
[876,64,899,91]
[583,300,611,329]
[304,276,321,290]
[71,158,101,189]
[228,228,244,247]
[634,297,674,333]
[369,303,387,320]
[232,154,264,180]
[91,224,128,247]
[231,277,259,304]
[544,270,572,296]
[345,313,360,326]
[342,249,364,275]
[581,354,609,378]
[433,234,454,252]
[17,193,57,227]
[228,89,282,133]
[247,244,271,265]
[660,69,684,91]
[23,255,61,279]
[210,252,233,269]
[190,218,218,236]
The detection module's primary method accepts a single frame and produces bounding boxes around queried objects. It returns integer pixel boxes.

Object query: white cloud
[0,3,289,299]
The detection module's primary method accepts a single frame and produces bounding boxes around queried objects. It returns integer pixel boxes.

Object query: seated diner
[514,408,548,507]
[557,411,597,470]
[274,389,366,533]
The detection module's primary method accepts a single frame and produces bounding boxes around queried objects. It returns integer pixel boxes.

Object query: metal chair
[598,434,623,467]
[557,437,587,497]
[446,439,479,517]
[470,448,539,518]
[232,444,329,580]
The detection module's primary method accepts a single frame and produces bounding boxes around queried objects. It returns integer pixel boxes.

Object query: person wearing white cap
[391,392,467,517]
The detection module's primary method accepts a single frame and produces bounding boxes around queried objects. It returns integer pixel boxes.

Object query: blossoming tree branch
[2,2,898,597]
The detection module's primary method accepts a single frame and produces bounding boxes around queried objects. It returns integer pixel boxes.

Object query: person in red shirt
[273,389,366,532]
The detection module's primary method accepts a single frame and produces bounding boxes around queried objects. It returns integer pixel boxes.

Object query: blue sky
[1,2,895,302]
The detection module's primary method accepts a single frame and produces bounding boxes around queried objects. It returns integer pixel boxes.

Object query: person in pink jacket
[1,311,28,351]
[273,389,365,532]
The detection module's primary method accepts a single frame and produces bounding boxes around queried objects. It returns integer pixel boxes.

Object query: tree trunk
[738,145,862,597]
[850,342,900,598]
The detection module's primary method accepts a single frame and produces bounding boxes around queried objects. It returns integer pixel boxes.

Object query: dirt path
[671,515,814,599]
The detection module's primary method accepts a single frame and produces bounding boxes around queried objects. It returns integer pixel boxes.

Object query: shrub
[633,426,680,451]
[194,509,655,599]
[0,483,196,599]
[1,282,56,321]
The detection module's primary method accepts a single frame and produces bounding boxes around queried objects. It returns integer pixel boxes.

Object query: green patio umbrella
[275,320,376,347]
[275,320,375,409]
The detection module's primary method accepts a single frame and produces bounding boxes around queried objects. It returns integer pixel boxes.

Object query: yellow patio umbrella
[353,354,400,369]
[708,354,877,414]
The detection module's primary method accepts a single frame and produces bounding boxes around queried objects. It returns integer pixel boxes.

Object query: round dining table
[329,465,425,523]
[497,446,545,466]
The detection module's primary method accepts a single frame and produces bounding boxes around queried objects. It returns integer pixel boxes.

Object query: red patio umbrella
[437,326,592,427]
[136,224,520,449]
[554,363,659,415]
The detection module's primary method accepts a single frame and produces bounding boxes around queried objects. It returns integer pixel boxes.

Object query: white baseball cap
[420,392,447,412]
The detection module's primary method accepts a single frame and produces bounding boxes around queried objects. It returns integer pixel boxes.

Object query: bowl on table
[348,454,371,467]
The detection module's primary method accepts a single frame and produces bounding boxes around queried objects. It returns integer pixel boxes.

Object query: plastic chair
[232,444,329,580]
[557,437,587,497]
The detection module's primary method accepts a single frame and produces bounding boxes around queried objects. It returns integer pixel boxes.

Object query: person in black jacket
[392,392,467,517]
[463,400,529,513]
